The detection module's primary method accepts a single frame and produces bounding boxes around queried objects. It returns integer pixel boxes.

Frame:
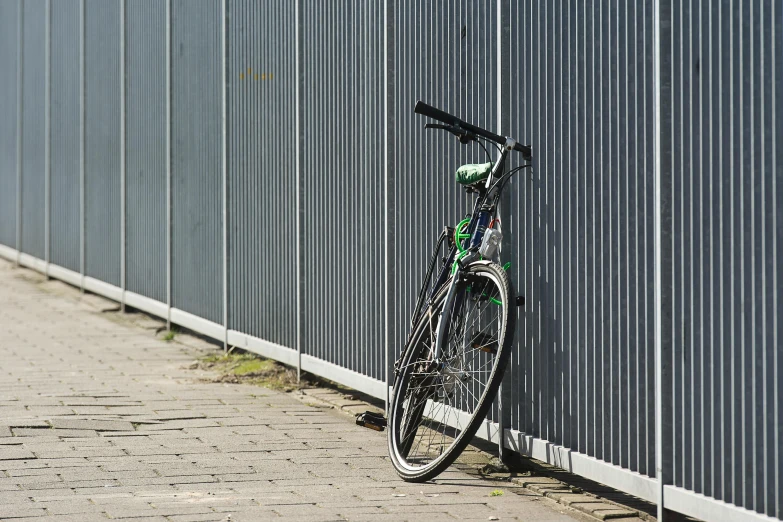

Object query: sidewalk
[0,259,580,522]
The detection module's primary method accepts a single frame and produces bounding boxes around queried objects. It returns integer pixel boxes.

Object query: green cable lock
[453,222,512,306]
[451,217,472,275]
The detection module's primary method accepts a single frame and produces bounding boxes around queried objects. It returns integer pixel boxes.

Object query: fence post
[383,0,395,413]
[295,0,302,381]
[16,0,23,266]
[221,0,228,352]
[653,0,664,518]
[79,0,85,292]
[496,0,513,463]
[165,0,172,331]
[45,0,51,277]
[120,0,126,312]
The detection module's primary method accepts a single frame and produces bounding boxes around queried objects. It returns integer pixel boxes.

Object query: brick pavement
[0,259,581,521]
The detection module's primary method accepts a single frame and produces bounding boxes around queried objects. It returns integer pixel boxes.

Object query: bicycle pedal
[356,411,387,432]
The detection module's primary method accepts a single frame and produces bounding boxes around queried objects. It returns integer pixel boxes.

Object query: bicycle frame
[425,137,518,365]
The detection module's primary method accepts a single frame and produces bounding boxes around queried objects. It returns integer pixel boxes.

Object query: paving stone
[570,502,637,519]
[342,515,455,522]
[134,505,219,517]
[4,480,65,491]
[6,468,62,478]
[514,476,566,488]
[8,474,63,485]
[3,515,111,522]
[545,492,600,506]
[34,499,107,515]
[268,503,342,517]
[85,493,145,504]
[120,475,218,486]
[18,429,100,438]
[29,491,81,501]
[35,457,92,468]
[6,421,51,429]
[0,492,33,504]
[385,501,490,514]
[0,447,36,460]
[0,506,48,519]
[591,508,642,520]
[33,448,125,458]
[49,419,135,431]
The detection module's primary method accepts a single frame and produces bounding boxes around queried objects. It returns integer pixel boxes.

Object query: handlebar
[414,100,532,161]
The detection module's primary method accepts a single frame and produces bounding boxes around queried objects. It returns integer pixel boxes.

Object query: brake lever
[424,123,452,132]
[424,123,477,144]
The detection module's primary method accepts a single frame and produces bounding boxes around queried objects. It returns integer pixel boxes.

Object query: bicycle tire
[388,260,515,482]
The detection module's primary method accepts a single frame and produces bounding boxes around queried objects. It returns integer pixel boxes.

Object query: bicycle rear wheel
[388,261,515,482]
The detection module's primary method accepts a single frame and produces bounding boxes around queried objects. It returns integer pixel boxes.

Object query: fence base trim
[300,354,386,400]
[47,263,82,288]
[0,244,17,263]
[169,307,224,341]
[18,253,47,274]
[227,330,298,368]
[83,276,123,302]
[125,290,169,319]
[663,485,778,522]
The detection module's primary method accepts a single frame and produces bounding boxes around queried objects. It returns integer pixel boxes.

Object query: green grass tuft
[489,490,504,497]
[231,357,276,376]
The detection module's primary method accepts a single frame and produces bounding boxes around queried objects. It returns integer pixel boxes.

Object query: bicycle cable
[471,135,500,163]
[490,164,531,194]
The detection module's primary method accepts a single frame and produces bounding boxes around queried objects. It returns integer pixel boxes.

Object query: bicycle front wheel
[388,261,515,482]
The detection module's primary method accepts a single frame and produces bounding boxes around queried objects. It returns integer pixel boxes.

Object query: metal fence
[0,1,779,521]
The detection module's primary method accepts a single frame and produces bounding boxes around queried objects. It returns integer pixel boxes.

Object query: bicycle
[387,101,532,482]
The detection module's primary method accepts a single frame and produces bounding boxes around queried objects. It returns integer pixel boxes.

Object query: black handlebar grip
[414,101,460,126]
[514,142,533,161]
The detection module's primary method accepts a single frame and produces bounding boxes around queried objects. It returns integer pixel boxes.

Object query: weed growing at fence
[193,352,307,391]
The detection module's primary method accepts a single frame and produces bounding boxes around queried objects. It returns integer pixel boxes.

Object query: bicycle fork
[430,251,478,368]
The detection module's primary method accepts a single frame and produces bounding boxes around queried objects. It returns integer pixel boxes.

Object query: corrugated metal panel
[300,0,387,380]
[661,0,783,517]
[84,0,121,285]
[171,0,223,324]
[0,0,20,249]
[125,0,167,303]
[50,0,81,272]
[504,0,657,478]
[20,0,47,259]
[226,0,297,347]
